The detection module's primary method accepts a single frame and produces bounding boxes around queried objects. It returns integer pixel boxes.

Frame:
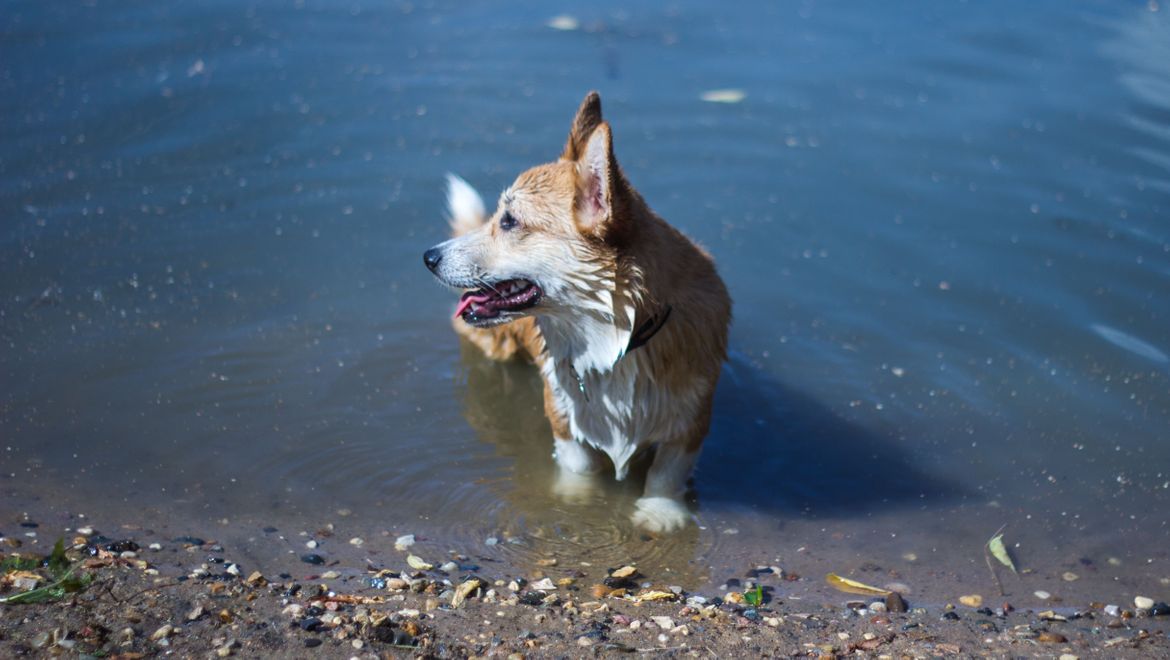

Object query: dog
[423,92,731,532]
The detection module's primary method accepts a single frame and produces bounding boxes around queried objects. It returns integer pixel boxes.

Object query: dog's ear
[574,121,618,236]
[562,91,603,161]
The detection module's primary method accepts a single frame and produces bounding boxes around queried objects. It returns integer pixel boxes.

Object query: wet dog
[423,92,730,532]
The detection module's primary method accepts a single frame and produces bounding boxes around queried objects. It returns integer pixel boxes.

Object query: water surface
[2,1,1169,604]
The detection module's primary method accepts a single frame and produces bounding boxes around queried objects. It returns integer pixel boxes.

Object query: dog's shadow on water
[456,344,960,522]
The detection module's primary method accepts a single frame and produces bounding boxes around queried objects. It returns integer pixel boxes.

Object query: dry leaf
[825,573,892,597]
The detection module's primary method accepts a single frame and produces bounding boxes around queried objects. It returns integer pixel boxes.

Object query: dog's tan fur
[427,92,730,532]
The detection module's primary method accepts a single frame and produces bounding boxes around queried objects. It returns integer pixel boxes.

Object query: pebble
[305,540,319,549]
[150,625,174,641]
[320,570,340,580]
[652,616,675,630]
[1061,571,1079,581]
[959,594,983,608]
[149,542,162,551]
[394,534,415,551]
[77,526,94,536]
[303,638,322,648]
[1135,596,1155,610]
[299,617,322,632]
[1034,590,1051,600]
[1104,604,1121,617]
[440,561,459,573]
[386,578,409,591]
[225,563,241,577]
[406,554,433,570]
[348,537,364,547]
[187,605,205,621]
[300,553,325,565]
[530,578,556,591]
[611,565,637,579]
[885,591,908,613]
[941,611,960,621]
[869,601,887,613]
[1037,631,1067,643]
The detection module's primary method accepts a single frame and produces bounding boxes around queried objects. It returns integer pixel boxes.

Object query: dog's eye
[499,212,519,231]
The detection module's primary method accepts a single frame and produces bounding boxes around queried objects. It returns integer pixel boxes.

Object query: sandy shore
[3,523,1169,659]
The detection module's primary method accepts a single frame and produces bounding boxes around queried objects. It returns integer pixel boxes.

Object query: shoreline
[3,524,1169,658]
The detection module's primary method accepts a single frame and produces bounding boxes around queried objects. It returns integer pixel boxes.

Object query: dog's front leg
[631,440,699,533]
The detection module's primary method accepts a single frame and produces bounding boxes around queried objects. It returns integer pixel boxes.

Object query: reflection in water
[454,339,960,581]
[455,341,709,583]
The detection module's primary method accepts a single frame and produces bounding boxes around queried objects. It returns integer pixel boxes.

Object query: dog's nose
[423,247,443,273]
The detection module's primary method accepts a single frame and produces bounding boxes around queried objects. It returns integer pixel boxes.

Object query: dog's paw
[552,469,601,504]
[631,497,691,533]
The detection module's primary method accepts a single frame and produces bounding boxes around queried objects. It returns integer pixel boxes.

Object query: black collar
[626,305,672,353]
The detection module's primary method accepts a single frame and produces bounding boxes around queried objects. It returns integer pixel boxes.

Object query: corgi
[423,92,731,532]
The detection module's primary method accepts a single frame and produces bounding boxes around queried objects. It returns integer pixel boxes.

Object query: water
[3,1,1168,604]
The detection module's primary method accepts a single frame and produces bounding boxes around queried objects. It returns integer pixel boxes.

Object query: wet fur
[427,92,731,532]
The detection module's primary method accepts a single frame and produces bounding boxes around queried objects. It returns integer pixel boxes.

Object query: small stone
[1150,601,1170,616]
[299,617,322,632]
[869,601,887,613]
[941,611,960,621]
[150,625,174,641]
[303,638,322,648]
[611,565,637,579]
[348,537,364,547]
[300,553,325,565]
[885,592,908,613]
[1034,590,1051,600]
[576,635,596,647]
[1135,596,1155,610]
[394,534,415,551]
[959,594,983,608]
[530,578,556,591]
[386,577,409,590]
[306,540,319,549]
[1059,655,1079,660]
[225,563,241,577]
[1037,631,1067,643]
[77,526,94,535]
[440,561,459,573]
[1104,604,1121,617]
[652,616,674,629]
[149,542,162,551]
[320,570,340,580]
[245,570,265,586]
[1062,572,1079,582]
[406,554,433,570]
[187,605,205,621]
[535,557,558,567]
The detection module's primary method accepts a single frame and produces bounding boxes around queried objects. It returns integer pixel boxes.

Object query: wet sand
[3,509,1169,659]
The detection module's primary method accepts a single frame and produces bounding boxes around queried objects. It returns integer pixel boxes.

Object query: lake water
[3,1,1169,606]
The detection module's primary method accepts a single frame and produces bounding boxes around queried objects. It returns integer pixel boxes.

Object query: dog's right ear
[561,91,603,161]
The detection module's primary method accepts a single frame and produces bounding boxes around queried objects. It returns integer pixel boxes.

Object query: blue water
[2,1,1168,602]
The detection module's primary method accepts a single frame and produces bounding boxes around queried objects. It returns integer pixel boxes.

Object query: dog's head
[424,92,638,329]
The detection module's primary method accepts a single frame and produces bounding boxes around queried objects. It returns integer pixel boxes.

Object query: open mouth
[453,279,542,325]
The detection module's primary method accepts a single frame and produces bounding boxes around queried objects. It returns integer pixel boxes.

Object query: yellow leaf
[987,533,1016,573]
[825,573,891,597]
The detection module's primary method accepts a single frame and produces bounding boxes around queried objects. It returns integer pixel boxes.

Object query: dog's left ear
[562,91,603,161]
[574,121,620,236]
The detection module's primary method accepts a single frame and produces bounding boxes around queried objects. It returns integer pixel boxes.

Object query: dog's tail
[446,173,487,237]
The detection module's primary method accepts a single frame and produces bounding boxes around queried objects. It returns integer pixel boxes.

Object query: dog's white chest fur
[538,315,693,480]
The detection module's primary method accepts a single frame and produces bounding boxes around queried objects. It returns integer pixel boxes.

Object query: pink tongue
[454,291,494,319]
